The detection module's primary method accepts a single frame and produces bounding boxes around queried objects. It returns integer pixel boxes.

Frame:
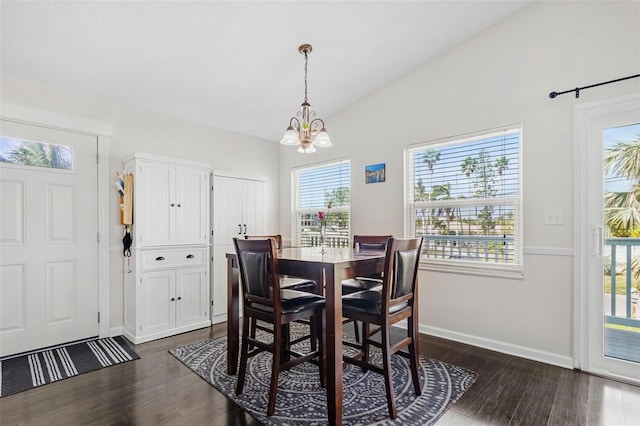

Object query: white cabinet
[211,173,265,324]
[127,155,209,246]
[123,153,211,344]
[125,247,210,343]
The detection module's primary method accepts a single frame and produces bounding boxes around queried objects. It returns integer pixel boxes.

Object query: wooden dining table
[226,246,386,426]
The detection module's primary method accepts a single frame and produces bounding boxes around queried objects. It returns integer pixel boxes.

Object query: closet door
[242,179,265,237]
[211,174,265,323]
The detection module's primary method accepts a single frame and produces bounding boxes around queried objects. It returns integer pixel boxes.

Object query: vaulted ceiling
[1,1,533,141]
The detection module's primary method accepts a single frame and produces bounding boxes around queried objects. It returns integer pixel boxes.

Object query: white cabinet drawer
[172,247,206,267]
[140,250,173,271]
[140,247,207,271]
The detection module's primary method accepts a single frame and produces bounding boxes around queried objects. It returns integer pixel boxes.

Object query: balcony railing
[422,234,515,263]
[605,237,640,328]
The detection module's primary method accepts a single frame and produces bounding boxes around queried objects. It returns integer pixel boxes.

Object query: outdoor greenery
[604,134,640,237]
[603,132,640,290]
[0,140,72,170]
[414,148,512,237]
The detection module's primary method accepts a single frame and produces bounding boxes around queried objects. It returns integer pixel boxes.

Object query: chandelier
[280,44,332,154]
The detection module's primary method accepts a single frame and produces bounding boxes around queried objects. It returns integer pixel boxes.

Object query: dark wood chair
[341,237,423,419]
[341,235,392,341]
[234,237,325,416]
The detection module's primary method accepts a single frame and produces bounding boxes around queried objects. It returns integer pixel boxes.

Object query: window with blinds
[405,127,522,273]
[293,159,351,248]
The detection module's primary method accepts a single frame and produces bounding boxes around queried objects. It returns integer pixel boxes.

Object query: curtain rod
[548,73,640,99]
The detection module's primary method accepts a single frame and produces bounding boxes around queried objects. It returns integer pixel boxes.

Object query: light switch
[544,209,563,225]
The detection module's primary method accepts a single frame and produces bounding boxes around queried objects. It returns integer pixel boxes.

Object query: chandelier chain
[303,50,308,103]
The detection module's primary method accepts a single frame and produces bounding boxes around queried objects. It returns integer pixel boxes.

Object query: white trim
[0,99,112,136]
[1,100,112,341]
[420,324,574,370]
[212,169,266,182]
[124,152,211,170]
[97,136,110,338]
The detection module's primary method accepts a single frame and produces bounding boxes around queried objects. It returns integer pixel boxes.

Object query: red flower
[318,211,325,220]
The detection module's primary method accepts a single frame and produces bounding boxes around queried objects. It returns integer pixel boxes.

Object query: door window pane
[0,136,73,170]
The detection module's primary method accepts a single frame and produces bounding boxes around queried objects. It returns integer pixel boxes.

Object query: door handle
[592,227,603,256]
[243,224,247,234]
[238,224,242,235]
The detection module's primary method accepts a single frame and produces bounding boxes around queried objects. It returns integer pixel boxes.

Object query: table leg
[324,266,343,426]
[226,255,239,375]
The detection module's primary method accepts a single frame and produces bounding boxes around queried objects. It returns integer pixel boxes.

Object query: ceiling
[1,1,533,142]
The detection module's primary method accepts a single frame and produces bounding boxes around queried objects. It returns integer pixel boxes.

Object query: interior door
[0,120,98,356]
[578,94,640,383]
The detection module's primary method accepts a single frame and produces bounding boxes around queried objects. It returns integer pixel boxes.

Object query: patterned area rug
[169,329,477,425]
[0,336,139,397]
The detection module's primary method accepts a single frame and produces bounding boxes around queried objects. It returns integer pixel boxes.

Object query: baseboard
[212,314,227,325]
[109,326,124,337]
[419,324,574,370]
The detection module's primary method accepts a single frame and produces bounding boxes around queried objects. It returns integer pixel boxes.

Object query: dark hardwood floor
[1,323,639,425]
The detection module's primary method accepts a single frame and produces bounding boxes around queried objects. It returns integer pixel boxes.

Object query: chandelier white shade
[280,44,332,154]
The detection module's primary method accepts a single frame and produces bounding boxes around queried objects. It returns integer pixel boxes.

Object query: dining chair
[341,235,392,341]
[341,237,423,419]
[234,237,325,416]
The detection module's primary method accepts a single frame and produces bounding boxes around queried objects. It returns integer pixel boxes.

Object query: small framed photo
[365,163,386,184]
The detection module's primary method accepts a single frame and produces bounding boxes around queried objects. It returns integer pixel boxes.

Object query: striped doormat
[0,336,139,397]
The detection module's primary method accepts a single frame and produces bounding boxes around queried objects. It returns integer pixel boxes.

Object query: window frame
[291,158,351,248]
[404,125,524,279]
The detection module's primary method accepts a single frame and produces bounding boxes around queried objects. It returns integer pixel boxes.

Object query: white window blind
[293,159,351,248]
[405,127,522,273]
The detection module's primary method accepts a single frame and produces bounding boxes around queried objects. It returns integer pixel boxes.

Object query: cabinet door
[175,267,208,327]
[136,161,175,245]
[140,270,175,336]
[175,166,209,244]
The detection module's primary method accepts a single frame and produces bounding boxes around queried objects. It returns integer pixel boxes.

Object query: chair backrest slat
[353,234,392,250]
[245,234,283,250]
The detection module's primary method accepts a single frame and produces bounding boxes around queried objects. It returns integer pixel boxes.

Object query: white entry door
[576,94,640,383]
[0,120,99,357]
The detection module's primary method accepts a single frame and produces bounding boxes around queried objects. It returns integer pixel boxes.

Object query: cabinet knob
[155,256,165,261]
[177,203,182,207]
[177,296,182,300]
[170,203,175,207]
[170,297,175,301]
[186,254,195,259]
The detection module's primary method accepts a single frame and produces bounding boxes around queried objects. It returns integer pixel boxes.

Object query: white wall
[1,74,281,331]
[279,1,640,366]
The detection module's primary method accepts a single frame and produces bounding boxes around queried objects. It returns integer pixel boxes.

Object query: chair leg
[353,320,360,342]
[362,322,370,371]
[408,315,421,396]
[381,325,397,419]
[235,315,251,396]
[318,308,326,388]
[267,323,282,416]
